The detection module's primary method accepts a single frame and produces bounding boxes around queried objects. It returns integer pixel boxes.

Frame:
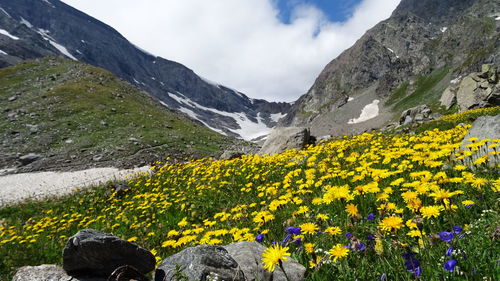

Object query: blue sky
[275,0,363,23]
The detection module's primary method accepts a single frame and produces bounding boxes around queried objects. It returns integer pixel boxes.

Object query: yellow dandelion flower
[345,203,359,218]
[379,216,403,232]
[262,244,290,272]
[300,222,319,234]
[304,242,315,254]
[324,226,342,235]
[420,205,442,219]
[329,243,350,261]
[127,236,138,242]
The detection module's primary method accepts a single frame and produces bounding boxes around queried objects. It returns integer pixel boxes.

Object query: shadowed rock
[63,229,155,278]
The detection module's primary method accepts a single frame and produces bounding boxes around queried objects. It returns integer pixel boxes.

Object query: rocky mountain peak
[392,0,477,24]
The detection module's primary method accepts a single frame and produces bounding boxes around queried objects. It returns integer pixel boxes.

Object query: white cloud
[60,0,400,102]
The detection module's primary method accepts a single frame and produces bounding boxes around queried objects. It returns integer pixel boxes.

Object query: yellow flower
[379,216,403,232]
[300,222,319,234]
[345,203,359,218]
[461,200,475,206]
[324,226,341,235]
[177,217,188,227]
[329,243,350,261]
[420,205,442,219]
[127,236,138,242]
[262,244,290,272]
[304,242,315,254]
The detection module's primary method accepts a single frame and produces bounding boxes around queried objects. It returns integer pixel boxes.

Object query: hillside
[0,57,233,173]
[0,107,499,280]
[281,0,499,136]
[0,0,290,140]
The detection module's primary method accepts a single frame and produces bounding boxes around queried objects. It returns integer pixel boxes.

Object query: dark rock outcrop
[399,105,432,125]
[62,229,155,278]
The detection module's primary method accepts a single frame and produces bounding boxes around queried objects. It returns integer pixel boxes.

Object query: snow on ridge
[167,92,273,140]
[440,27,448,33]
[199,75,221,89]
[451,76,462,84]
[41,0,55,8]
[348,97,354,102]
[348,100,380,124]
[20,17,33,28]
[0,29,19,40]
[0,8,12,18]
[0,49,8,55]
[386,47,399,59]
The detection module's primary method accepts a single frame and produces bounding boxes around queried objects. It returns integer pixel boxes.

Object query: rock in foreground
[62,229,155,278]
[259,127,313,155]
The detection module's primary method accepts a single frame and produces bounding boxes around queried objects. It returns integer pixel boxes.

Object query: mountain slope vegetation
[0,57,232,172]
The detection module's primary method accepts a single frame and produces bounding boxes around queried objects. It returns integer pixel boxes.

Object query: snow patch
[270,112,286,123]
[451,76,462,84]
[20,17,33,28]
[348,97,354,102]
[49,40,77,60]
[496,16,500,21]
[81,39,86,43]
[440,27,448,33]
[76,49,82,54]
[41,0,55,8]
[200,75,221,89]
[386,47,399,58]
[0,8,12,18]
[0,29,19,40]
[0,49,8,55]
[348,100,380,124]
[167,92,272,140]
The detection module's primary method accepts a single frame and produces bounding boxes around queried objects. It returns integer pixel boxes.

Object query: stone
[440,86,457,110]
[458,115,500,166]
[224,241,305,281]
[63,229,155,278]
[12,264,105,281]
[258,127,313,155]
[18,153,42,165]
[155,244,245,281]
[456,67,500,112]
[108,265,149,281]
[113,183,131,196]
[220,150,244,160]
[8,96,17,102]
[399,105,432,125]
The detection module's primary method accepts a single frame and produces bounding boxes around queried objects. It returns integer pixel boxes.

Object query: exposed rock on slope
[281,0,499,136]
[0,0,290,140]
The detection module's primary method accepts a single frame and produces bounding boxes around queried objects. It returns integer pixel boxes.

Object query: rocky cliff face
[0,0,290,140]
[281,0,499,136]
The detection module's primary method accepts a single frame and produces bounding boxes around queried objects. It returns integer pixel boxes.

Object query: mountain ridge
[0,0,290,140]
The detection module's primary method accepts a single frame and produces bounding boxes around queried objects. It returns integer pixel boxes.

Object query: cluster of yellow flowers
[0,119,499,273]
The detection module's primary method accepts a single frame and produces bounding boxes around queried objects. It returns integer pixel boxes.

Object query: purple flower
[346,232,353,239]
[293,237,302,246]
[282,233,292,244]
[446,247,453,257]
[380,273,387,280]
[439,231,454,243]
[256,234,264,243]
[444,259,457,272]
[286,226,301,235]
[367,213,375,221]
[453,226,463,235]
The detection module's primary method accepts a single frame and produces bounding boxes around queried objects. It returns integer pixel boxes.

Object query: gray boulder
[220,150,244,160]
[458,115,500,166]
[62,229,155,278]
[456,65,500,112]
[399,105,432,125]
[440,86,457,110]
[18,153,43,165]
[12,265,104,281]
[155,245,245,281]
[224,242,305,281]
[259,127,313,155]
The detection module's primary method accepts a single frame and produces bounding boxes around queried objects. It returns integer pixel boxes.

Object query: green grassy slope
[0,57,231,171]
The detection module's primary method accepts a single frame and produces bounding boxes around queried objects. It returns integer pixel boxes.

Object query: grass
[0,57,232,169]
[390,68,450,114]
[1,108,499,280]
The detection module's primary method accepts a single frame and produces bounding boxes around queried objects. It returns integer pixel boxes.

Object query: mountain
[0,57,236,172]
[0,0,290,140]
[281,0,499,136]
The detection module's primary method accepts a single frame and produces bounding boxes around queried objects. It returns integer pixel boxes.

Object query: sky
[60,0,401,102]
